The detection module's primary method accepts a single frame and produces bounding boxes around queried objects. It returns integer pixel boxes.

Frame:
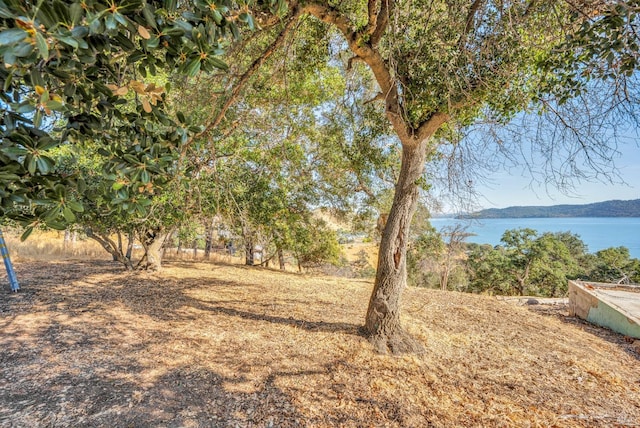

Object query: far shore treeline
[458,199,640,219]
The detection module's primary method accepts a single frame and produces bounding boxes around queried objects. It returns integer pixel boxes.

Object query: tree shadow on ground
[0,272,360,426]
[188,298,362,335]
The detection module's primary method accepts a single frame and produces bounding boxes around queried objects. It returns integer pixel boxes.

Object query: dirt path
[1,260,639,427]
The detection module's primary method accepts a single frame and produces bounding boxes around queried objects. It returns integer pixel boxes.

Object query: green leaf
[105,14,117,30]
[3,146,29,156]
[70,2,83,25]
[77,178,87,193]
[16,103,36,114]
[33,110,43,128]
[45,100,65,111]
[21,227,34,241]
[43,206,62,222]
[0,29,27,46]
[35,32,49,59]
[142,3,158,29]
[113,12,128,27]
[27,156,37,175]
[47,221,67,230]
[63,206,76,222]
[36,156,55,174]
[53,184,67,198]
[67,200,84,212]
[3,50,16,66]
[56,35,79,48]
[208,56,228,71]
[13,42,34,57]
[212,10,222,25]
[184,57,201,77]
[3,70,12,92]
[246,14,255,31]
[135,203,146,216]
[144,36,159,49]
[140,169,150,183]
[229,22,239,40]
[0,2,14,19]
[166,0,177,13]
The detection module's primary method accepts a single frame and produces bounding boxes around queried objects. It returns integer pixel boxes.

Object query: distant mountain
[458,199,640,219]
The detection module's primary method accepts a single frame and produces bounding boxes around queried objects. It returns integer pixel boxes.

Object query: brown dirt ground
[1,260,640,427]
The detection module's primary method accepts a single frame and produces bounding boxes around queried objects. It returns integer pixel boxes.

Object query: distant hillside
[459,199,640,219]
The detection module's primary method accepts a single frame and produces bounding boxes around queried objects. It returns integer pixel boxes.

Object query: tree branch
[302,1,449,144]
[367,0,378,34]
[456,0,484,51]
[464,0,483,35]
[370,0,393,45]
[364,92,385,104]
[346,55,364,71]
[188,6,302,149]
[300,2,405,130]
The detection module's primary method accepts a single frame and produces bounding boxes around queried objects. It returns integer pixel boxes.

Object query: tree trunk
[85,228,134,270]
[440,268,450,291]
[364,142,428,354]
[125,231,134,260]
[245,239,254,266]
[117,232,123,258]
[278,247,285,271]
[204,218,215,259]
[193,239,198,258]
[143,229,170,271]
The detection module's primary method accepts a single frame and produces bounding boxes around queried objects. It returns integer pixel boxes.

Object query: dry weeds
[1,259,639,427]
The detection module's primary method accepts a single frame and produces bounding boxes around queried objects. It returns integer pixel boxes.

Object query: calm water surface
[430,217,640,258]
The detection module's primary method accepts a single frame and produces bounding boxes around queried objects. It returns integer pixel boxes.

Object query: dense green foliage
[0,0,277,234]
[461,199,640,219]
[409,227,640,296]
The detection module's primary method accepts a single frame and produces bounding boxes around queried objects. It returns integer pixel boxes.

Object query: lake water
[430,217,640,258]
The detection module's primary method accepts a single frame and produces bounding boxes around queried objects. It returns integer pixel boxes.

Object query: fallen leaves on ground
[1,260,639,427]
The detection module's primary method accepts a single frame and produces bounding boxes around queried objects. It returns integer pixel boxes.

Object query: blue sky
[473,142,640,209]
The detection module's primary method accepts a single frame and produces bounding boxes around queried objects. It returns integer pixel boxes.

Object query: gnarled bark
[364,142,429,354]
[140,229,171,271]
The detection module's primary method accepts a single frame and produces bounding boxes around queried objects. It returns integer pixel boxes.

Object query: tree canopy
[0,0,285,233]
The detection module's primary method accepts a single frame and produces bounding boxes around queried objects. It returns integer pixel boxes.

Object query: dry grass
[3,230,106,262]
[1,259,640,427]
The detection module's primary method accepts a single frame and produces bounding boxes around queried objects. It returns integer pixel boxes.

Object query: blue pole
[0,229,20,292]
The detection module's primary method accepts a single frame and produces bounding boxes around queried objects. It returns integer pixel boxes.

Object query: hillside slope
[461,198,640,218]
[1,260,639,427]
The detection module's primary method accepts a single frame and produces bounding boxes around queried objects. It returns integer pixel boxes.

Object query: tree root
[367,327,425,355]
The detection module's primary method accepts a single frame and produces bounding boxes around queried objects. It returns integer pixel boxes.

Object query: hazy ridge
[459,199,640,219]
